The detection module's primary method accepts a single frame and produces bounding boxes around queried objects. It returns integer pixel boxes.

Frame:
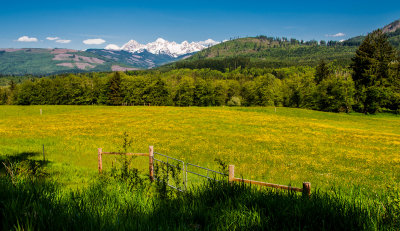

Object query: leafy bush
[227,96,241,106]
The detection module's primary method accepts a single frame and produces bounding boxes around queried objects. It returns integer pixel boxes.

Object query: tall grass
[0,164,399,230]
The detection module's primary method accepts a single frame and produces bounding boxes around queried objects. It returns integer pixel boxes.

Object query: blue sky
[1,0,399,50]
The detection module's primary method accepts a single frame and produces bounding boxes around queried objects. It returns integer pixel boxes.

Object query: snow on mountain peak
[120,40,146,53]
[155,38,167,43]
[198,39,219,47]
[104,44,121,50]
[106,38,221,57]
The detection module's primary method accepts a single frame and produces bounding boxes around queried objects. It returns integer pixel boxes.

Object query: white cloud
[17,36,38,42]
[83,38,106,45]
[326,32,346,37]
[56,39,71,44]
[46,37,60,40]
[105,44,121,50]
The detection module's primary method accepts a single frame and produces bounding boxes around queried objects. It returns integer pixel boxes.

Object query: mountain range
[86,38,220,69]
[108,38,220,57]
[1,19,400,76]
[0,38,220,75]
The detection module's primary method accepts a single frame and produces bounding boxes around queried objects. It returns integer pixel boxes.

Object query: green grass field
[0,105,399,193]
[1,105,400,230]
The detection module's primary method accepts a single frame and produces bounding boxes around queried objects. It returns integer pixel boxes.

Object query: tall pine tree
[315,59,330,84]
[106,72,123,105]
[351,29,397,113]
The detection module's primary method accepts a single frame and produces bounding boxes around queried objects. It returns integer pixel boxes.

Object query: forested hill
[165,37,358,71]
[164,19,400,71]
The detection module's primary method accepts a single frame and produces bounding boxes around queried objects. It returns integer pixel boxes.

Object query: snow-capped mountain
[104,44,122,50]
[198,39,221,47]
[108,38,220,58]
[120,40,146,52]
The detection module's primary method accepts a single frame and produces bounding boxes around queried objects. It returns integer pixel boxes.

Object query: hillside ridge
[165,18,400,70]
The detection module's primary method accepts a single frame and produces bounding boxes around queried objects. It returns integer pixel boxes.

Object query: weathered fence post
[229,165,235,182]
[98,148,102,174]
[149,146,154,181]
[302,182,311,197]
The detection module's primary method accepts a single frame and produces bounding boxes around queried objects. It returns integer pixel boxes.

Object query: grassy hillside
[0,49,70,75]
[0,48,134,76]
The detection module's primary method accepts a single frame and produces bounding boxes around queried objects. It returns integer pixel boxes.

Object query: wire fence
[98,146,310,196]
[153,152,227,192]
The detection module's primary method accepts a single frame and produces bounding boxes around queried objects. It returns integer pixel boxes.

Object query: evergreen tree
[106,72,123,106]
[7,80,18,105]
[351,29,397,113]
[9,80,16,91]
[145,77,171,106]
[315,60,330,84]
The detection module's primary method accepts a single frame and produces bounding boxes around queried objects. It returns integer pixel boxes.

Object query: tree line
[0,30,399,114]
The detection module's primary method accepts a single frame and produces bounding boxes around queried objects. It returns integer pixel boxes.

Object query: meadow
[1,105,400,230]
[0,105,399,192]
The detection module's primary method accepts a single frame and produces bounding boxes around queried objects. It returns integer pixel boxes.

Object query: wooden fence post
[302,182,311,197]
[149,146,154,181]
[42,144,45,162]
[98,148,102,174]
[229,165,235,182]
